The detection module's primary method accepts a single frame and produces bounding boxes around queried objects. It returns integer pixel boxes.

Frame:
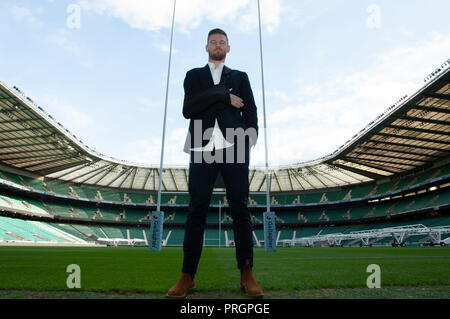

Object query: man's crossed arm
[182,70,258,147]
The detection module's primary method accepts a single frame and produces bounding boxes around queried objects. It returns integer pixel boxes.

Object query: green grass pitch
[0,246,449,299]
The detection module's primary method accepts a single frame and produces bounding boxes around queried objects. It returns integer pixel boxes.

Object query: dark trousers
[182,137,253,274]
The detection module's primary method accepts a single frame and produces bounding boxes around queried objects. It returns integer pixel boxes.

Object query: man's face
[206,33,230,61]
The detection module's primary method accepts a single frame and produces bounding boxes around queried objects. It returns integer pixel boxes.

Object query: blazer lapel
[220,66,231,86]
[202,64,215,87]
[202,64,231,87]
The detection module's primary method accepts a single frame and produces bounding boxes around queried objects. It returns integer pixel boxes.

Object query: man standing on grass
[166,28,262,298]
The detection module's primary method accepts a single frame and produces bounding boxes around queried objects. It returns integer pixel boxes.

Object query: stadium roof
[0,60,449,193]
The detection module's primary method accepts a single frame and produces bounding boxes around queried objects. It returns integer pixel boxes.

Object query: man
[166,28,263,298]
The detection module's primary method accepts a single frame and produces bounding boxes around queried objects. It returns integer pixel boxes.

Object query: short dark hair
[207,28,228,44]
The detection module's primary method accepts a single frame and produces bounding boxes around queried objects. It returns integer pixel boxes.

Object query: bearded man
[166,28,262,298]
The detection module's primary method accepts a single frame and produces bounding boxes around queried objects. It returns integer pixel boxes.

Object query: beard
[209,49,227,61]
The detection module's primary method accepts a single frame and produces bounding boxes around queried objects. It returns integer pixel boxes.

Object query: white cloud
[78,0,282,33]
[134,97,183,113]
[79,60,94,70]
[135,97,155,108]
[118,32,450,167]
[39,95,95,142]
[10,5,44,28]
[282,0,352,30]
[46,28,80,53]
[236,0,282,34]
[250,32,450,167]
[121,127,189,166]
[153,43,178,54]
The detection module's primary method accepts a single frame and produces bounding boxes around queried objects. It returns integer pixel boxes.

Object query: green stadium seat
[166,229,184,246]
[102,226,126,239]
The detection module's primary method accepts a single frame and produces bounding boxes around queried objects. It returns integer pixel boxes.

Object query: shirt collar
[208,62,225,71]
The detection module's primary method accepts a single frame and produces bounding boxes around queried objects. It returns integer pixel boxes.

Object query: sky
[1,0,449,168]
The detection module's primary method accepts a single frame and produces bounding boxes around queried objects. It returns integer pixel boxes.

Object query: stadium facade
[0,60,449,248]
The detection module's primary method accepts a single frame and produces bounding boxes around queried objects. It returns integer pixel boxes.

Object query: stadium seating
[165,229,184,246]
[1,162,449,207]
[0,160,449,248]
[53,223,88,239]
[69,224,105,239]
[102,226,127,239]
[0,216,86,244]
[2,181,448,229]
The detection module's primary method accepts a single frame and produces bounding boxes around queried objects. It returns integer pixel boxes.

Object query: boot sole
[240,285,264,298]
[165,286,196,299]
[165,293,186,299]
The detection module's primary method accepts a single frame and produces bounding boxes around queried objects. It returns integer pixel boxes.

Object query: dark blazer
[182,64,258,153]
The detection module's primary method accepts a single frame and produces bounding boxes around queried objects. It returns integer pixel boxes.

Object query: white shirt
[190,62,233,152]
[208,62,224,85]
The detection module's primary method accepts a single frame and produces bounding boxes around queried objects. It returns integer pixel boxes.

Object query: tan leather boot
[240,263,264,298]
[166,273,196,298]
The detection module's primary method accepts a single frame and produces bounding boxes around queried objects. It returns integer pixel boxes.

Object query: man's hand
[229,88,244,109]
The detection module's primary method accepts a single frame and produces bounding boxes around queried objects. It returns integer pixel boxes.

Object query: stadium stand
[1,161,449,206]
[0,215,91,245]
[0,60,449,247]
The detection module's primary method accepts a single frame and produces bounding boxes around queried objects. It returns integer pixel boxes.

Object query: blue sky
[1,0,449,168]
